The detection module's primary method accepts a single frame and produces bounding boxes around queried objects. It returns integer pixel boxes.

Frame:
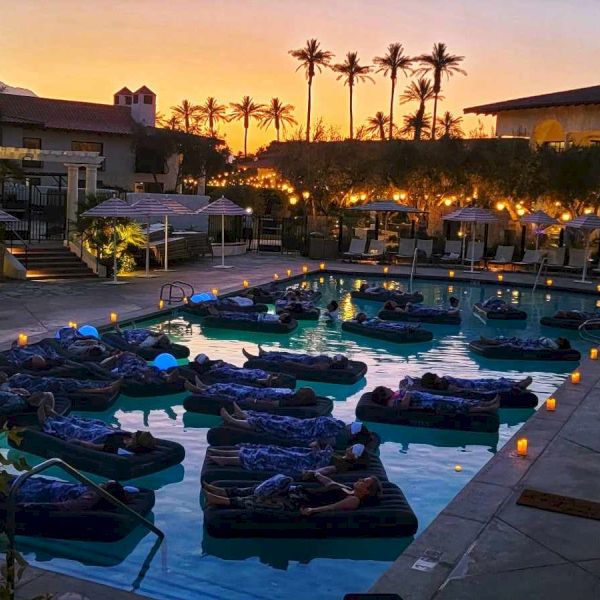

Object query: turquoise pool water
[7,274,597,600]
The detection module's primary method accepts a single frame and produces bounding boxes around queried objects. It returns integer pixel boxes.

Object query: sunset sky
[2,0,599,153]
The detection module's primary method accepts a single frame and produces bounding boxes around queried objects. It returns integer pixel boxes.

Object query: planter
[211,241,247,257]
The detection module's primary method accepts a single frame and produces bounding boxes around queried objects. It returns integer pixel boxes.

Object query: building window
[143,95,153,105]
[71,141,104,171]
[125,96,132,105]
[133,95,139,104]
[543,141,565,152]
[22,137,42,168]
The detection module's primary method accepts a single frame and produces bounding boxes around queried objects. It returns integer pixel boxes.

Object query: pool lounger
[0,475,155,542]
[101,332,190,361]
[350,291,424,305]
[195,369,296,389]
[377,309,461,325]
[540,316,600,330]
[356,392,500,433]
[206,426,381,453]
[9,428,185,480]
[203,479,417,538]
[403,380,538,409]
[242,358,367,385]
[200,448,388,484]
[38,338,113,363]
[4,396,71,428]
[184,302,268,317]
[468,341,581,361]
[67,385,121,412]
[201,315,298,335]
[0,355,117,382]
[342,321,434,344]
[275,306,321,321]
[473,303,527,321]
[184,394,333,417]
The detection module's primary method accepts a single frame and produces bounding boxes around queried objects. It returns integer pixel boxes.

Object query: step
[26,274,97,281]
[24,258,90,266]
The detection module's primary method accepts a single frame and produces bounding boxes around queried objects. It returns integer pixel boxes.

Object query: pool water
[7,274,596,600]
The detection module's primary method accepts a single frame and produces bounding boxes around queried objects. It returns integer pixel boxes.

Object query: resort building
[464,84,600,149]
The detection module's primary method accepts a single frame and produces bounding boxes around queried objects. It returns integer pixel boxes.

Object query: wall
[496,105,600,145]
[126,193,209,231]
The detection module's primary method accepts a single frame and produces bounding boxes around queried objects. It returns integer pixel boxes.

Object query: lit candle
[448,270,455,278]
[243,280,250,288]
[68,321,78,329]
[183,296,189,305]
[211,288,219,296]
[570,371,581,384]
[597,284,600,293]
[497,274,504,282]
[546,278,553,287]
[383,266,389,274]
[286,269,292,277]
[302,265,308,274]
[546,397,556,411]
[110,312,118,324]
[319,262,325,270]
[516,437,528,457]
[158,299,165,310]
[590,348,599,360]
[273,273,279,280]
[17,333,28,347]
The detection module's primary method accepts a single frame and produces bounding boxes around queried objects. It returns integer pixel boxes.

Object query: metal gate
[250,217,308,254]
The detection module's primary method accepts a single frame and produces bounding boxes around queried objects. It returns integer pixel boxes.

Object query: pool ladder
[160,280,195,305]
[409,247,419,293]
[579,318,600,344]
[5,458,166,599]
[532,257,548,293]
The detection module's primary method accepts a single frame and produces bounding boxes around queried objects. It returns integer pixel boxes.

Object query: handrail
[409,247,419,293]
[532,256,548,293]
[5,229,28,271]
[5,458,165,598]
[578,318,600,343]
[160,282,186,304]
[171,280,195,298]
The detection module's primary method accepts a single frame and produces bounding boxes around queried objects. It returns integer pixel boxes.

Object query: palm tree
[289,39,334,142]
[156,112,181,131]
[399,78,436,140]
[436,111,464,139]
[373,43,413,140]
[170,100,202,134]
[333,52,374,139]
[229,96,266,158]
[415,43,466,140]
[364,112,390,141]
[260,98,297,142]
[401,111,431,140]
[198,97,229,137]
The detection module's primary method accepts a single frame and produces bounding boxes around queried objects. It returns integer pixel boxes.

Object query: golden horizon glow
[4,1,600,153]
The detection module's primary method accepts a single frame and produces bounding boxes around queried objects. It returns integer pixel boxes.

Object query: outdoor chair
[463,241,484,267]
[545,247,566,271]
[512,249,542,271]
[416,239,433,261]
[440,240,463,263]
[487,245,515,269]
[562,248,587,273]
[395,238,416,261]
[343,238,366,262]
[361,239,386,262]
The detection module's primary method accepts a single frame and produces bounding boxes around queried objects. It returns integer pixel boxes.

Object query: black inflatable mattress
[3,396,71,428]
[203,479,417,538]
[342,321,434,344]
[275,305,320,321]
[469,340,581,361]
[540,315,600,330]
[473,303,527,321]
[101,332,190,360]
[201,315,298,334]
[356,392,499,433]
[351,290,424,305]
[184,302,268,317]
[378,309,461,325]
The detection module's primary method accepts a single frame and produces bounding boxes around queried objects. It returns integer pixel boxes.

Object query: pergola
[0,146,104,237]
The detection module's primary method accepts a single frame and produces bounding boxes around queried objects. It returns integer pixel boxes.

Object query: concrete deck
[1,253,600,599]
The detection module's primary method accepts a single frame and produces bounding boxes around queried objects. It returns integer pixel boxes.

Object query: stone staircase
[9,245,98,280]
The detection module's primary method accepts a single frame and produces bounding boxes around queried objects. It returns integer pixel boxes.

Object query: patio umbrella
[196,196,247,268]
[349,200,424,238]
[81,195,140,285]
[443,207,499,273]
[520,210,559,251]
[131,197,192,276]
[0,209,20,223]
[566,214,600,283]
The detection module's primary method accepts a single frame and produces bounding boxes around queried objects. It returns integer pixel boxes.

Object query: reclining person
[114,325,171,350]
[207,441,369,477]
[219,404,376,448]
[54,327,111,359]
[478,336,571,350]
[203,472,382,515]
[207,307,293,325]
[384,296,460,316]
[242,346,349,370]
[219,295,255,308]
[0,385,54,417]
[100,351,181,384]
[411,372,533,394]
[353,312,420,331]
[188,354,279,386]
[0,372,119,397]
[185,380,317,408]
[479,297,517,313]
[552,309,599,321]
[370,385,499,415]
[324,300,339,322]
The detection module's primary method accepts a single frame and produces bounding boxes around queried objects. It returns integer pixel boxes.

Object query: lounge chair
[396,238,416,260]
[562,248,587,273]
[488,245,515,269]
[343,238,366,262]
[440,240,463,263]
[362,239,386,261]
[416,239,433,261]
[512,249,542,271]
[546,247,566,271]
[463,241,484,267]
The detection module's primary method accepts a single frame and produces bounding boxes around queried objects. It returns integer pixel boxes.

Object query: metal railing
[579,318,600,343]
[5,229,29,270]
[160,281,195,305]
[532,256,548,293]
[409,247,419,293]
[5,458,165,598]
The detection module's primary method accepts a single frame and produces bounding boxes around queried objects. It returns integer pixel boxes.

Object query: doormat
[517,489,600,520]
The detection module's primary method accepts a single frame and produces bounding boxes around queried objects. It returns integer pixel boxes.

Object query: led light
[212,288,219,296]
[383,266,389,274]
[319,263,325,270]
[546,278,553,287]
[546,397,556,411]
[570,371,581,384]
[110,312,118,324]
[497,274,504,282]
[516,437,528,457]
[590,348,599,360]
[158,299,165,310]
[448,270,455,278]
[286,269,292,277]
[243,280,250,288]
[273,273,279,280]
[17,333,28,347]
[68,321,78,329]
[302,265,308,274]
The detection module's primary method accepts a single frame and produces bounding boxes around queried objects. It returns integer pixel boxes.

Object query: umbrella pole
[113,222,118,283]
[470,222,475,273]
[164,215,169,271]
[146,221,150,276]
[577,235,591,283]
[221,213,225,267]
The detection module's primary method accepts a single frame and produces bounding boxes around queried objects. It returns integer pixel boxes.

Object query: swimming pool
[8,274,596,600]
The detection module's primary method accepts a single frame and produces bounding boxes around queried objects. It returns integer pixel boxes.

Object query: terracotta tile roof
[0,93,136,134]
[464,84,600,115]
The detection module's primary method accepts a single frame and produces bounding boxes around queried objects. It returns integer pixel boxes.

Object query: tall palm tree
[289,39,334,142]
[170,100,202,134]
[229,96,265,158]
[260,98,297,142]
[364,112,390,141]
[436,111,464,139]
[401,111,431,140]
[399,78,436,140]
[198,97,229,137]
[333,52,374,139]
[156,112,181,131]
[373,43,413,140]
[415,43,466,140]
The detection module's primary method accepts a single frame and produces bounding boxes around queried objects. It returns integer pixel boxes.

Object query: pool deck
[1,254,600,599]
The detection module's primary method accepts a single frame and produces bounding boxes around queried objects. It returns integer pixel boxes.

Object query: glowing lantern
[517,208,525,216]
[17,333,28,347]
[561,212,571,222]
[302,191,310,199]
[211,288,219,296]
[273,273,280,280]
[516,438,528,457]
[289,196,298,206]
[497,274,504,282]
[546,278,553,287]
[448,270,455,278]
[496,202,505,211]
[392,193,400,201]
[596,284,600,293]
[399,192,407,201]
[302,265,308,274]
[243,280,250,288]
[286,269,292,277]
[383,266,389,274]
[319,263,325,270]
[546,397,556,411]
[570,371,581,384]
[590,348,599,360]
[183,296,189,305]
[68,321,78,329]
[110,312,118,324]
[158,299,165,310]
[443,198,453,207]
